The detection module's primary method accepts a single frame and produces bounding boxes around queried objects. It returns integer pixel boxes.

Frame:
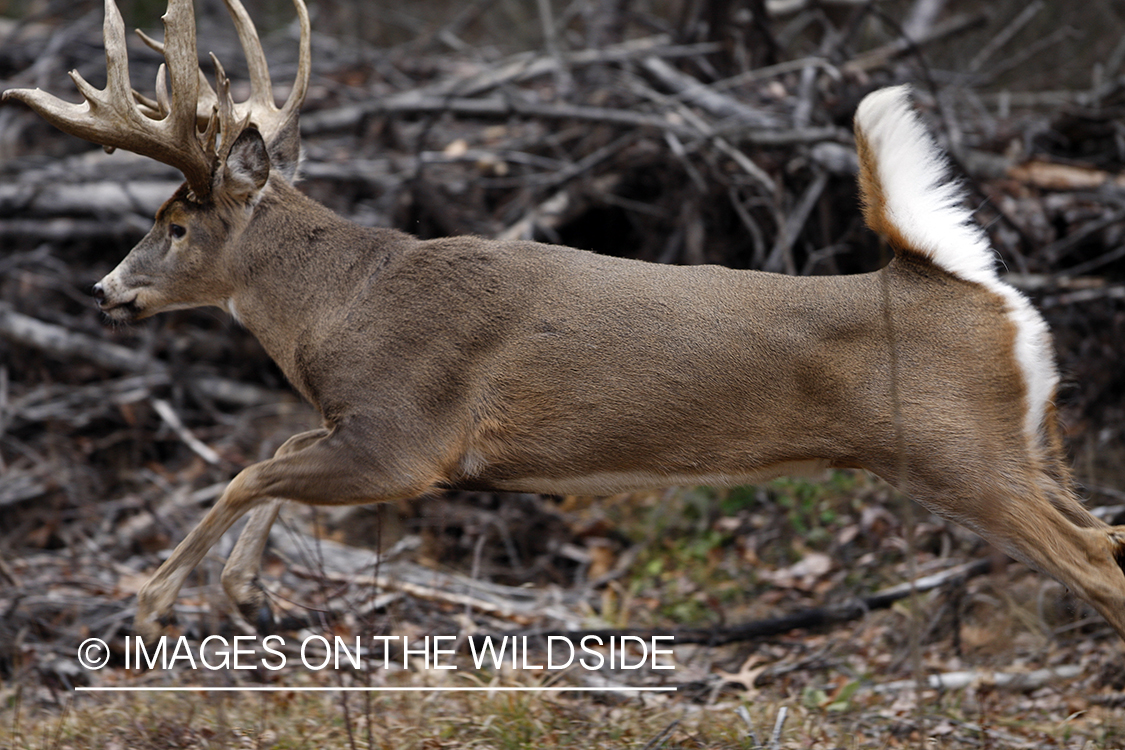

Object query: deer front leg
[220,428,330,631]
[135,422,437,642]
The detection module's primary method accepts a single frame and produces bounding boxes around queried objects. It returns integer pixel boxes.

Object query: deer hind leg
[984,500,1125,640]
[899,455,1125,642]
[219,429,329,632]
[135,421,439,642]
[989,482,1125,640]
[220,499,281,632]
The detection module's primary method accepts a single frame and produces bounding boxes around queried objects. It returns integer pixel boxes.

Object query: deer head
[2,0,311,320]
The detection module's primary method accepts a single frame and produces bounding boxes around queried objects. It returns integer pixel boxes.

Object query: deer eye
[169,223,187,239]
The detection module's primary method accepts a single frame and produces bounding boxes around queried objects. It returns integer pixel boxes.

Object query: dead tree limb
[476,558,992,646]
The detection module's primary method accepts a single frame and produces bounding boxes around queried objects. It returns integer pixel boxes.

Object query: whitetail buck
[6,0,1125,646]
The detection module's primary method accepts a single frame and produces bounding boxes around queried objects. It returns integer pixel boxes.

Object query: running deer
[6,0,1125,645]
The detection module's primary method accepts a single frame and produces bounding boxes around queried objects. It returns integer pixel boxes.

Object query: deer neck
[223,180,393,405]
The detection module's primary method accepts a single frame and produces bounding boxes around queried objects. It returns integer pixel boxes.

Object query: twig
[735,705,760,746]
[710,137,776,195]
[706,57,838,92]
[639,719,680,750]
[641,56,780,127]
[408,36,720,100]
[151,398,223,466]
[1058,244,1125,280]
[534,0,571,97]
[541,131,642,190]
[0,473,49,508]
[764,170,828,273]
[873,665,1083,693]
[975,26,1083,86]
[768,706,788,750]
[663,132,709,192]
[327,570,541,625]
[1040,207,1125,265]
[272,528,581,625]
[490,559,993,645]
[766,0,870,14]
[903,0,949,41]
[396,0,498,56]
[968,0,1043,73]
[302,94,701,139]
[7,373,163,426]
[621,70,779,196]
[842,12,987,73]
[498,190,572,241]
[1040,285,1125,309]
[727,187,768,267]
[792,63,818,128]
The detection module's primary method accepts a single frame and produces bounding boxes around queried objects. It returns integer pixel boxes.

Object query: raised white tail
[856,86,1057,444]
[7,2,1125,644]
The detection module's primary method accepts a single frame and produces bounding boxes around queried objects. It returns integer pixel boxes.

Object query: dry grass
[3,684,744,750]
[5,673,1125,749]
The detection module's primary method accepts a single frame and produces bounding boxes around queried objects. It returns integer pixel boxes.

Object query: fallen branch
[0,473,49,508]
[152,398,223,466]
[842,12,988,73]
[269,528,584,627]
[0,302,156,373]
[764,169,828,273]
[487,558,992,645]
[873,664,1082,693]
[641,56,780,127]
[407,36,721,99]
[0,179,177,218]
[0,217,150,242]
[0,304,283,406]
[302,94,702,139]
[1040,285,1125,309]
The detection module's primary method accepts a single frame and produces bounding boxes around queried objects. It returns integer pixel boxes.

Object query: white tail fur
[855,85,1056,444]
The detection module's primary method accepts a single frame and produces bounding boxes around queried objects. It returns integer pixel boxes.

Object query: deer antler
[134,0,311,156]
[2,0,310,201]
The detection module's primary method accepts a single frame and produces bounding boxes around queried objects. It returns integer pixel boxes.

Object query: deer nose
[92,283,106,306]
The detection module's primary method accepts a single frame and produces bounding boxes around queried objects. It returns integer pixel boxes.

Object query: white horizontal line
[76,686,677,693]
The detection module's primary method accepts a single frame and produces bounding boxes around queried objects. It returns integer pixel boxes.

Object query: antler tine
[2,0,216,199]
[135,27,218,129]
[220,0,310,144]
[2,0,309,199]
[279,0,312,128]
[209,52,251,161]
[158,0,204,148]
[221,0,274,110]
[101,0,135,102]
[136,0,310,146]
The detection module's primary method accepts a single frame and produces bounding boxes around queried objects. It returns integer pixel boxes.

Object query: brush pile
[2,0,1125,711]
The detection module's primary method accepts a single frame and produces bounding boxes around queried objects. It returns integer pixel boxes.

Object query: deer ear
[222,128,270,199]
[267,115,302,182]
